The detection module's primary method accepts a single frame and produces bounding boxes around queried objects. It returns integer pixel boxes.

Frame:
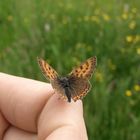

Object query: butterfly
[37,56,97,102]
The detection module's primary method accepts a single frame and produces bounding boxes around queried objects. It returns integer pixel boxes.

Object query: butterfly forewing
[70,56,97,79]
[37,58,58,81]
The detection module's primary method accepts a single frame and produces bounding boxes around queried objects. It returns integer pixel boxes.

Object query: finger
[38,93,88,140]
[0,73,53,132]
[0,112,9,140]
[3,126,37,140]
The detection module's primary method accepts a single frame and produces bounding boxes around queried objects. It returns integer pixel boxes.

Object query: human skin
[0,73,88,140]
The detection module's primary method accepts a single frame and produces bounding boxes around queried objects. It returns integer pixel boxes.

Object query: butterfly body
[56,76,72,102]
[38,56,97,102]
[57,77,70,88]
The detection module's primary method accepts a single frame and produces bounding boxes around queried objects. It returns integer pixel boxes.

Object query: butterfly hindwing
[68,76,91,102]
[37,58,58,81]
[70,56,97,79]
[51,79,67,100]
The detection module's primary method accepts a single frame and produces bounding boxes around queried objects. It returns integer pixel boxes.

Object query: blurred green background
[0,0,140,139]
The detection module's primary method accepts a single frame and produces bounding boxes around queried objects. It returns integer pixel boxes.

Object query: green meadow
[0,0,140,139]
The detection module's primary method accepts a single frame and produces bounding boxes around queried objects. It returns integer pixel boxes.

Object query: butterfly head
[58,77,70,88]
[57,77,72,102]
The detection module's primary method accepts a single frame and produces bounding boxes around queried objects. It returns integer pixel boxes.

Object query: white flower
[44,23,51,32]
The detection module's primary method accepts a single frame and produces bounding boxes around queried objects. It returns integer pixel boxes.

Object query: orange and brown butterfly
[37,56,97,102]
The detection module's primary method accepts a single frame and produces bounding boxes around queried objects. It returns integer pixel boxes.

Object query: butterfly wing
[68,56,97,101]
[69,56,97,79]
[51,79,67,101]
[38,58,66,99]
[37,57,58,81]
[68,76,91,102]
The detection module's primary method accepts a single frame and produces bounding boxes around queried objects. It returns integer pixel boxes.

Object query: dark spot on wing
[86,61,89,67]
[80,65,83,69]
[83,70,86,73]
[52,70,55,74]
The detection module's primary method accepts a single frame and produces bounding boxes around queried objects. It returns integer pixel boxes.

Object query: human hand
[0,73,88,140]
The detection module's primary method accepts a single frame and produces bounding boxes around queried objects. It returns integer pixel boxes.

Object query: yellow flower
[120,48,126,54]
[134,84,140,92]
[75,43,88,49]
[102,14,110,21]
[108,59,116,70]
[91,16,100,23]
[110,64,116,70]
[50,14,56,20]
[62,18,68,25]
[75,43,83,49]
[134,35,140,43]
[84,16,89,22]
[23,18,29,24]
[126,35,133,43]
[67,3,73,9]
[136,48,140,55]
[87,45,92,52]
[131,8,137,14]
[125,90,132,96]
[72,57,80,64]
[77,17,82,22]
[7,15,13,22]
[89,1,94,7]
[122,13,128,20]
[95,72,103,82]
[129,21,136,30]
[94,9,100,15]
[58,3,64,8]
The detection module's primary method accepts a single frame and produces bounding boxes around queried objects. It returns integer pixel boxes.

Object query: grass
[0,0,140,139]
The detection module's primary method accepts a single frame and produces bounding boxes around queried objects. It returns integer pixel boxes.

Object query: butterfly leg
[58,94,67,101]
